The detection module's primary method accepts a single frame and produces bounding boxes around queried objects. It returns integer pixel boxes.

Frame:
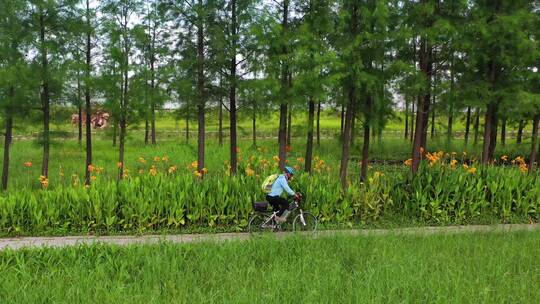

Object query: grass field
[1,231,539,303]
[16,107,535,136]
[4,133,535,190]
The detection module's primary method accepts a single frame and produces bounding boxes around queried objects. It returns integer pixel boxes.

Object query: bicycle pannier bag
[253,201,268,212]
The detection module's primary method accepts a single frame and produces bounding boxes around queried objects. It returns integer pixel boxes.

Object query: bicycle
[248,193,318,233]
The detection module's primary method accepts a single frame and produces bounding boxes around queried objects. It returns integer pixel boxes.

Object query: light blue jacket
[268,174,295,197]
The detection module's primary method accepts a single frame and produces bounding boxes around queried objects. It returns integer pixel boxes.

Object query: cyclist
[266,166,300,223]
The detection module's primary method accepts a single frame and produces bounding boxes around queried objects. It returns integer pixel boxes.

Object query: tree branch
[238,69,251,78]
[236,49,257,67]
[221,101,231,113]
[166,1,197,26]
[270,0,284,10]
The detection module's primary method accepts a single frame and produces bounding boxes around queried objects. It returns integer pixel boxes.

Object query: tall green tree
[0,0,34,191]
[28,0,78,178]
[277,0,292,171]
[210,0,258,173]
[405,0,436,174]
[226,0,257,174]
[165,0,218,173]
[293,0,336,175]
[69,0,96,185]
[101,0,142,180]
[137,0,170,145]
[335,0,360,188]
[463,0,536,164]
[83,0,95,186]
[356,0,394,183]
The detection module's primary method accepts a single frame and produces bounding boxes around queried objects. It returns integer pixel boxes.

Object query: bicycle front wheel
[292,212,317,232]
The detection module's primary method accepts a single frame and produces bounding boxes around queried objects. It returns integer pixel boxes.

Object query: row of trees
[1,0,540,191]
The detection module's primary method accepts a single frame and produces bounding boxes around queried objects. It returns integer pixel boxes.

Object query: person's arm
[279,176,295,196]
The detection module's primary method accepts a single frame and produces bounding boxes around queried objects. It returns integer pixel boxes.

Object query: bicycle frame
[259,211,280,228]
[257,207,307,229]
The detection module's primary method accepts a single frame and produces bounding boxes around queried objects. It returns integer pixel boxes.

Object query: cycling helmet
[285,166,295,175]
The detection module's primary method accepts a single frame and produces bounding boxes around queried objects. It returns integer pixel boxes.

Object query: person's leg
[267,195,281,213]
[275,197,289,217]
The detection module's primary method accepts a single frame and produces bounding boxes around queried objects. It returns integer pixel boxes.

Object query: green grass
[4,133,534,190]
[1,231,540,303]
[17,107,535,136]
[0,134,530,189]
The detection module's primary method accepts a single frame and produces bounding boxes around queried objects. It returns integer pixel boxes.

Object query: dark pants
[266,195,289,216]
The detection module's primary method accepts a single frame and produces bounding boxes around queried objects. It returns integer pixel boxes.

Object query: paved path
[0,223,538,251]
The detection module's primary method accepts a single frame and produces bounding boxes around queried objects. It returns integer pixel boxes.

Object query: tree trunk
[77,72,83,143]
[185,103,190,142]
[412,37,432,174]
[447,109,453,143]
[112,119,117,147]
[517,120,524,144]
[2,89,13,191]
[447,56,454,144]
[339,2,358,187]
[278,0,289,171]
[252,101,256,148]
[150,39,156,145]
[305,98,315,174]
[482,59,500,164]
[360,95,372,183]
[464,106,471,148]
[473,107,480,146]
[412,95,425,174]
[404,96,409,139]
[529,114,540,172]
[278,103,288,170]
[151,99,156,145]
[287,103,292,147]
[118,12,130,181]
[118,61,128,181]
[218,99,223,147]
[316,101,321,146]
[340,103,345,138]
[489,110,498,161]
[145,118,149,145]
[196,0,205,173]
[84,0,92,186]
[430,99,435,140]
[410,98,416,143]
[428,58,437,143]
[229,0,237,173]
[500,117,506,146]
[350,110,356,148]
[39,11,50,178]
[482,102,498,164]
[118,118,126,181]
[340,87,355,188]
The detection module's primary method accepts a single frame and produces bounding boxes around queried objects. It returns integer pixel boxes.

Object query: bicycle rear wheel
[292,212,317,232]
[248,213,274,233]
